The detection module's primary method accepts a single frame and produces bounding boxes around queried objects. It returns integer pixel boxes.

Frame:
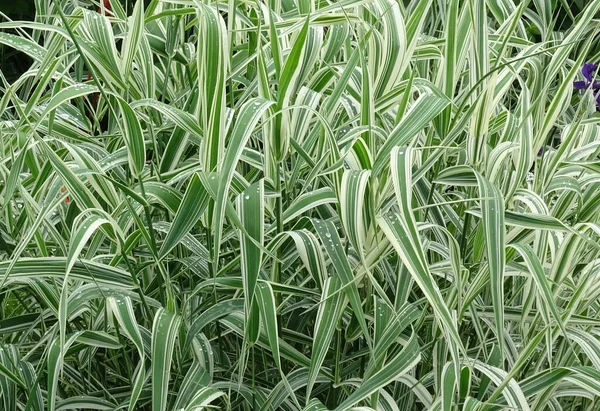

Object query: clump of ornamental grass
[1,0,600,410]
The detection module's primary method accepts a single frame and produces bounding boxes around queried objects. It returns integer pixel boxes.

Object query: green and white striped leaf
[152,309,181,411]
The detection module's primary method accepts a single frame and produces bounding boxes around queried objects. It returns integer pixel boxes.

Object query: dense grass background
[2,0,600,410]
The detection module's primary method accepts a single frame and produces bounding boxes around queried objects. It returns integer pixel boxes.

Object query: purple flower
[574,63,600,89]
[573,63,600,110]
[583,63,597,80]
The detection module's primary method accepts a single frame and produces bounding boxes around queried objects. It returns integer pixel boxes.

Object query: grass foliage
[2,0,600,410]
